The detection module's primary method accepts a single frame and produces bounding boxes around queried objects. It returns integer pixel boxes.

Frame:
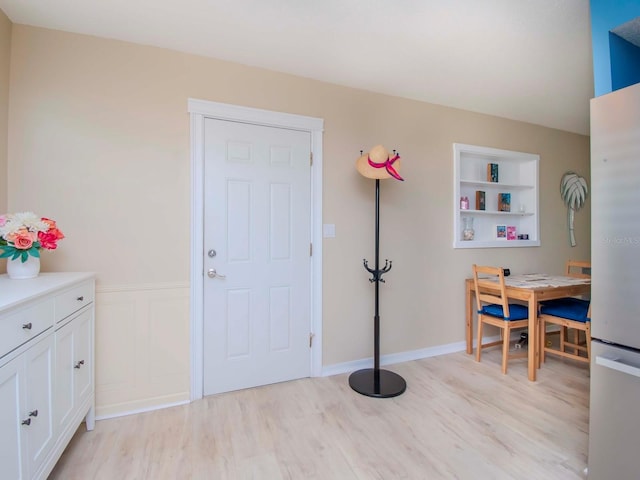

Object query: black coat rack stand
[349,179,407,398]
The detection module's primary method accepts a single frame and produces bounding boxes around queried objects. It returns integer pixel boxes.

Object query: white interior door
[203,118,312,396]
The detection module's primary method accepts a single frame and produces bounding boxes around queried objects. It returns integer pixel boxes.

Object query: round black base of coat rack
[349,368,407,398]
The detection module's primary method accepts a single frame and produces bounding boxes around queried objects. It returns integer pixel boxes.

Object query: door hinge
[310,243,313,256]
[310,152,313,166]
[309,333,315,348]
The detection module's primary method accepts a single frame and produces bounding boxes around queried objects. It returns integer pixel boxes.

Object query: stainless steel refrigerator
[588,81,640,479]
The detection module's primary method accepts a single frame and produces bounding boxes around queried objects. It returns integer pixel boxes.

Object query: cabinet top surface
[0,272,95,313]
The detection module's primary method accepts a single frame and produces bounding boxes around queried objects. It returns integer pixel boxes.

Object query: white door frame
[188,98,324,400]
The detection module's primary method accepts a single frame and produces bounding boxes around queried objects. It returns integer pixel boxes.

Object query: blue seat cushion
[541,297,589,309]
[480,303,529,320]
[540,298,590,322]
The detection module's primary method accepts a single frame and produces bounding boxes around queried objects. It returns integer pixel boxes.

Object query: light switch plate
[323,224,336,238]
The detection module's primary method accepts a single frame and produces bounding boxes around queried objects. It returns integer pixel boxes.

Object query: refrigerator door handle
[596,355,640,378]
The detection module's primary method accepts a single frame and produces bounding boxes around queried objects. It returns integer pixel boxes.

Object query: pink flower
[38,230,60,250]
[12,231,36,250]
[41,218,65,240]
[50,227,64,240]
[0,215,6,227]
[6,227,34,243]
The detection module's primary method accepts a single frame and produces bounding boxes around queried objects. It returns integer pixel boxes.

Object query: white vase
[6,255,41,279]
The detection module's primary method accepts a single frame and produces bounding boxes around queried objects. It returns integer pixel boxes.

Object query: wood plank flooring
[49,350,589,479]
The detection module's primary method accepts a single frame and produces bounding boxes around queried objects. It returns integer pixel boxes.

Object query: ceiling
[0,0,594,135]
[612,17,640,47]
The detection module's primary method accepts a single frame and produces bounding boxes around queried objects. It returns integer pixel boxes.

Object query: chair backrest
[472,264,510,317]
[566,260,591,278]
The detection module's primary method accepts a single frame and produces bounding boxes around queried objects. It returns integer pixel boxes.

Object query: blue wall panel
[610,32,640,91]
[590,0,640,96]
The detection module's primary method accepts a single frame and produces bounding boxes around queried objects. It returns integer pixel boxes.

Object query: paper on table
[505,274,590,288]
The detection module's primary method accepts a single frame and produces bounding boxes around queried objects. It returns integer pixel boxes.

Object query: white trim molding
[96,282,190,293]
[321,334,526,378]
[188,99,324,401]
[96,398,190,421]
[321,341,468,377]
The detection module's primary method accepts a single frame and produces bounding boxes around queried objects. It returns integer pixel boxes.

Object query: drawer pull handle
[74,360,85,369]
[22,418,31,426]
[77,296,84,301]
[22,322,32,330]
[29,409,38,417]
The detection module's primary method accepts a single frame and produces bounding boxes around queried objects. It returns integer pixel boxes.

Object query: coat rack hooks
[363,258,392,283]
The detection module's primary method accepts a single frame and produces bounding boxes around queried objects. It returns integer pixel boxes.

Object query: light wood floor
[49,349,589,479]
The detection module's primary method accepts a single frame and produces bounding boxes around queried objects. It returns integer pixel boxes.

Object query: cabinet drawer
[54,281,94,323]
[0,299,54,359]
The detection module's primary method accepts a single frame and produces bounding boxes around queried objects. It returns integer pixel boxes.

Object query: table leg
[538,304,545,369]
[528,293,538,381]
[466,280,473,354]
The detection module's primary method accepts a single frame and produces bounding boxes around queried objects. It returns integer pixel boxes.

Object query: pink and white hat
[355,145,404,181]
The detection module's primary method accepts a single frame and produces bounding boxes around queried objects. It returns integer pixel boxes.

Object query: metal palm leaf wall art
[560,171,588,246]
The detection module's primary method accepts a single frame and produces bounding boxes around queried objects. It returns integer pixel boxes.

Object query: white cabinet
[0,333,54,480]
[0,273,95,480]
[453,143,540,248]
[0,356,25,479]
[22,335,55,479]
[54,308,93,439]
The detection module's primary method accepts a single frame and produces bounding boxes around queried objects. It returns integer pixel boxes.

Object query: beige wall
[0,10,10,274]
[7,25,590,413]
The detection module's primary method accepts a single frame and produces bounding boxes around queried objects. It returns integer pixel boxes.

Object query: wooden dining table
[465,273,591,381]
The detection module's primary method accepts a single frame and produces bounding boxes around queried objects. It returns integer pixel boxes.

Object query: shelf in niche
[460,179,535,189]
[460,209,534,216]
[456,240,539,249]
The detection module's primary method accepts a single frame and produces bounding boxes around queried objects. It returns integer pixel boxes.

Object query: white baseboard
[95,398,190,421]
[321,340,468,377]
[320,330,535,378]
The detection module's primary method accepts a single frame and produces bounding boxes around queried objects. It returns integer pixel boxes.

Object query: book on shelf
[498,192,511,212]
[507,226,517,240]
[496,225,507,239]
[475,191,486,210]
[487,163,499,182]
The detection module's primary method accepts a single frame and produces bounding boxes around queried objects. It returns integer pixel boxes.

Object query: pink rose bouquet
[0,212,65,262]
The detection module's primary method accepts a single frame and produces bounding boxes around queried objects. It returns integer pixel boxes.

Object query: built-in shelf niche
[453,143,540,249]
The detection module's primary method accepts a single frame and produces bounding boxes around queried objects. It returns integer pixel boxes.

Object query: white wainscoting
[95,283,190,419]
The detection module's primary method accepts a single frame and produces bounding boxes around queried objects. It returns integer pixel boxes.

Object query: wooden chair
[565,259,591,279]
[566,260,591,346]
[473,264,529,374]
[540,260,591,356]
[540,301,591,364]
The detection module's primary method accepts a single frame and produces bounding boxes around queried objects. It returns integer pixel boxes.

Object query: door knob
[207,269,226,279]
